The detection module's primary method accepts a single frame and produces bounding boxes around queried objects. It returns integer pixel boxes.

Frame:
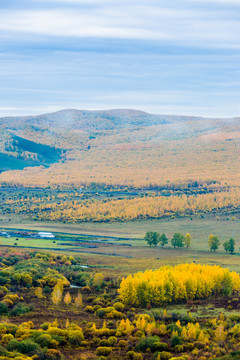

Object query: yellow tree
[35,287,44,299]
[93,273,104,288]
[215,324,226,346]
[185,233,191,249]
[75,292,83,308]
[51,284,63,305]
[64,292,72,305]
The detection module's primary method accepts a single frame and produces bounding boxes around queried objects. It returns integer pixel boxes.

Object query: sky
[0,0,240,117]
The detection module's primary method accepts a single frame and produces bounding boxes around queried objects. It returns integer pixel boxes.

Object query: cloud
[0,5,240,49]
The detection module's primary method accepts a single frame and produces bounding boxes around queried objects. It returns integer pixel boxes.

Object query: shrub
[136,336,161,352]
[118,339,128,348]
[10,303,30,316]
[7,339,40,355]
[127,351,143,360]
[156,351,173,360]
[153,342,169,351]
[1,333,14,345]
[96,346,112,356]
[107,310,124,319]
[99,339,111,347]
[96,308,106,318]
[108,336,117,346]
[68,330,84,346]
[171,335,182,347]
[43,286,52,294]
[175,345,184,353]
[85,305,94,313]
[0,302,8,315]
[46,349,62,359]
[36,334,55,348]
[113,302,125,311]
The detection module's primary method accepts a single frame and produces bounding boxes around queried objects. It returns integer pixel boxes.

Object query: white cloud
[0,5,239,48]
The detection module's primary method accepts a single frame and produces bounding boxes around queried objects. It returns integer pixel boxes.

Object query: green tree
[184,233,191,249]
[223,238,235,254]
[228,238,235,254]
[144,231,160,247]
[159,233,168,248]
[223,241,230,253]
[171,233,184,249]
[208,234,220,252]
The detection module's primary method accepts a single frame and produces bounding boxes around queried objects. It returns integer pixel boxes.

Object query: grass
[2,216,239,249]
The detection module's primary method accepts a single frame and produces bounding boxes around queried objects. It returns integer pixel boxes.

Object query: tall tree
[223,238,235,254]
[208,234,220,252]
[144,231,160,247]
[171,233,184,248]
[159,233,168,248]
[184,233,191,249]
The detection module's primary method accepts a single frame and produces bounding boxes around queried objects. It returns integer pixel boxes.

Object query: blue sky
[0,0,240,117]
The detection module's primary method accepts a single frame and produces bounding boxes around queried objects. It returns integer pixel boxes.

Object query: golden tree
[64,292,72,305]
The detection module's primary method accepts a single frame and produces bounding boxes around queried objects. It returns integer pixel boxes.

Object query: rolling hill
[0,109,239,189]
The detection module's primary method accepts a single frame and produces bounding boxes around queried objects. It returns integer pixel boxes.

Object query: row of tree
[144,231,191,249]
[144,231,236,253]
[208,235,235,253]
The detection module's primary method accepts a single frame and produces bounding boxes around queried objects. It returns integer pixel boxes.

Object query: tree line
[144,231,236,253]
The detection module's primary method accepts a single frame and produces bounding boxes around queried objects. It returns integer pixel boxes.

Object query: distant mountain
[0,109,205,132]
[0,109,239,173]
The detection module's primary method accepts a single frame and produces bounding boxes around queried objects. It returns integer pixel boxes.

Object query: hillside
[0,131,62,172]
[0,109,239,189]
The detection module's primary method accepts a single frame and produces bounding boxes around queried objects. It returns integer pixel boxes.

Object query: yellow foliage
[119,264,240,306]
[93,273,104,288]
[74,292,83,308]
[64,292,72,305]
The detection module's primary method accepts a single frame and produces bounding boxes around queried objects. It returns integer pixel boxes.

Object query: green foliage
[68,330,84,346]
[96,346,112,356]
[223,238,235,254]
[7,339,40,356]
[170,335,182,347]
[0,302,8,315]
[171,233,184,248]
[136,336,161,352]
[159,233,168,248]
[144,232,160,247]
[208,234,220,252]
[10,303,30,317]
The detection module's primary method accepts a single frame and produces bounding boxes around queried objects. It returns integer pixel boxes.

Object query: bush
[43,286,52,294]
[113,302,125,311]
[46,349,62,359]
[175,345,184,353]
[10,303,30,317]
[1,333,14,345]
[154,351,173,360]
[108,336,117,346]
[68,330,84,346]
[85,305,94,313]
[0,302,8,315]
[36,334,55,348]
[96,346,112,356]
[127,351,143,360]
[99,339,111,347]
[96,308,106,318]
[171,335,182,347]
[136,336,161,352]
[153,342,169,351]
[7,339,40,356]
